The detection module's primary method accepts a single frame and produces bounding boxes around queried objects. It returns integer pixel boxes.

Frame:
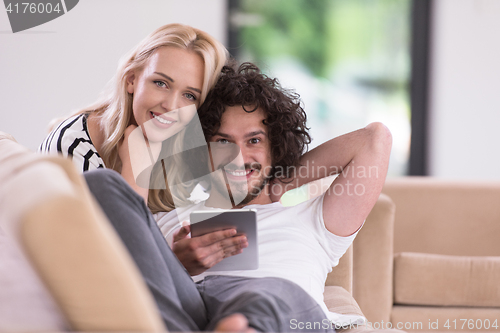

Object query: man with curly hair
[154,62,392,332]
[196,63,311,208]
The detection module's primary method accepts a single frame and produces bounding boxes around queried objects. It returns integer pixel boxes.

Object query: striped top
[39,113,105,172]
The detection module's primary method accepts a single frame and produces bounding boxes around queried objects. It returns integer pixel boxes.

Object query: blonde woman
[40,23,227,212]
[39,23,263,332]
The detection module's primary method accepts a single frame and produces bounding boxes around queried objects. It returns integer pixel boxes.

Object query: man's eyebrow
[245,130,266,138]
[213,132,232,139]
[154,72,202,94]
[214,130,266,139]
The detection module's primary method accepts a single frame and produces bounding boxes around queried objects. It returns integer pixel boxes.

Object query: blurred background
[230,0,411,178]
[1,0,499,183]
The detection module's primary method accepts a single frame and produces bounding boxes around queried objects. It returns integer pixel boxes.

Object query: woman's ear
[126,72,136,94]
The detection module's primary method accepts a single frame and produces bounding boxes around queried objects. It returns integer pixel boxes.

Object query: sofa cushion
[394,252,500,307]
[392,305,500,331]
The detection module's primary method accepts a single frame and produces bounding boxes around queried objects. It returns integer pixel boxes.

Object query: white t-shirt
[155,193,364,324]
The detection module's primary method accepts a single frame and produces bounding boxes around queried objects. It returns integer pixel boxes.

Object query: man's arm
[316,122,391,236]
[172,123,390,273]
[273,122,391,236]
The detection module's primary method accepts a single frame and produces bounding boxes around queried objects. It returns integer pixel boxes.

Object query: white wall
[428,0,500,179]
[3,0,500,179]
[0,0,227,150]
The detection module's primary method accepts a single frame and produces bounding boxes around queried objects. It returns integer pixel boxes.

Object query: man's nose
[224,143,248,169]
[238,144,253,165]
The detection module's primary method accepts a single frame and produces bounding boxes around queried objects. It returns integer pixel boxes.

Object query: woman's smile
[150,111,176,127]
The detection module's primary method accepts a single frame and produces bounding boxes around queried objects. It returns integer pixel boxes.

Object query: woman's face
[126,46,204,143]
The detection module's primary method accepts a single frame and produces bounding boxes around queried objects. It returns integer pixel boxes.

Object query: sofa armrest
[21,158,166,332]
[352,193,395,323]
[0,131,17,142]
[325,286,406,333]
[1,132,165,332]
[324,286,364,318]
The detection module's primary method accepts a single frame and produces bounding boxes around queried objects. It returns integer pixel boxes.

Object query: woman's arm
[118,125,162,203]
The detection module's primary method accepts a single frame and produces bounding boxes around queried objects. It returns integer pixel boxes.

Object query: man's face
[208,105,273,207]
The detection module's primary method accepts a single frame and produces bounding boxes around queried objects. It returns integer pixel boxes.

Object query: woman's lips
[149,111,176,128]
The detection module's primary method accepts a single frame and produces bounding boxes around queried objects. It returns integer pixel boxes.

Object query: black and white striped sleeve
[39,114,105,172]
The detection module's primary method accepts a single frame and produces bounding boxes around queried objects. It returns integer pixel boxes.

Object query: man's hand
[172,225,249,276]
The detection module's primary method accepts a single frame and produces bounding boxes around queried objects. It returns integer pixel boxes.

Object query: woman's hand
[118,125,137,171]
[118,124,162,202]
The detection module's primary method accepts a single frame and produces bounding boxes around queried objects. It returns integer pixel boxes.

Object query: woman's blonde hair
[74,23,228,213]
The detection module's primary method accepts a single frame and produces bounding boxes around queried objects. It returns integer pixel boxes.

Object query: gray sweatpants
[84,169,332,332]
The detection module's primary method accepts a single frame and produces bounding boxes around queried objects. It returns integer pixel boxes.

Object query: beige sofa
[0,131,403,332]
[363,177,500,332]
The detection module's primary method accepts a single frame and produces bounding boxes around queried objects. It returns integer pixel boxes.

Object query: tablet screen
[190,209,258,271]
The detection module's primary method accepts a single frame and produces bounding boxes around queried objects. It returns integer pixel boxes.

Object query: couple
[40,23,392,332]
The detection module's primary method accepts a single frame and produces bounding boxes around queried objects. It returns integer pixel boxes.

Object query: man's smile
[224,168,255,181]
[222,162,262,182]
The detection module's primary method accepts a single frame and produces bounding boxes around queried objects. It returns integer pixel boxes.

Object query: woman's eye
[217,138,229,144]
[185,93,196,101]
[154,80,167,88]
[249,138,260,144]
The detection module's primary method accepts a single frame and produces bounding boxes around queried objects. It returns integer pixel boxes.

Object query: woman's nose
[161,93,179,112]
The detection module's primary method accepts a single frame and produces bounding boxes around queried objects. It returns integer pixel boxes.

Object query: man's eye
[249,138,260,144]
[217,138,230,144]
[154,80,167,88]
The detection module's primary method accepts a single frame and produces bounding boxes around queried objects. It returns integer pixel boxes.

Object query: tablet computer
[190,209,258,271]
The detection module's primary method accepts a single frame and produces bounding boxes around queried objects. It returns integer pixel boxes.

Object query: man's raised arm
[275,122,392,236]
[316,122,391,236]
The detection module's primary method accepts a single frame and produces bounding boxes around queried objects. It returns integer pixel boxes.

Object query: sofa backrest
[384,177,500,256]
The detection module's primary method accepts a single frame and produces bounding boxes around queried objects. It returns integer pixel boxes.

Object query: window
[228,0,412,180]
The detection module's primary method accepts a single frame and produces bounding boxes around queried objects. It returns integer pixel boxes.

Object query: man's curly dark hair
[198,62,311,180]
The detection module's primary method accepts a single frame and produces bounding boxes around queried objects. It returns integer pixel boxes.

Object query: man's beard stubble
[211,163,271,208]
